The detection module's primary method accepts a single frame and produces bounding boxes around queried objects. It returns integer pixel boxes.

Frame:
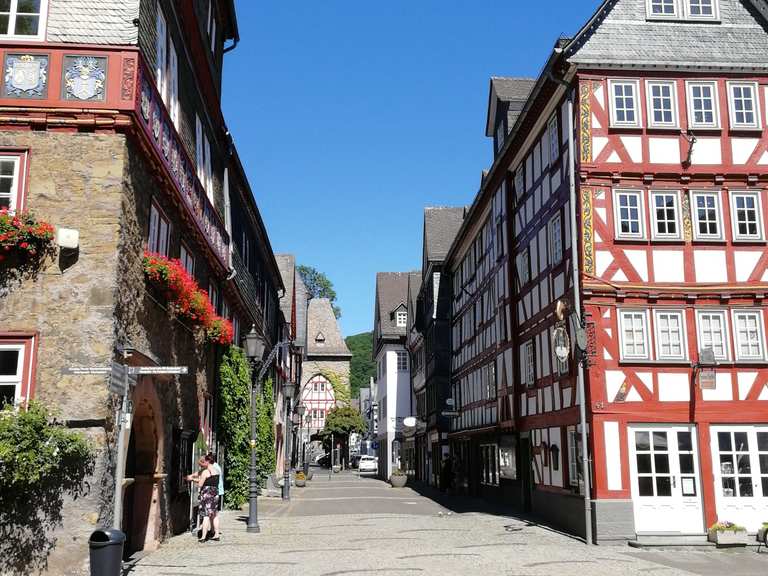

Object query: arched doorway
[122,378,165,558]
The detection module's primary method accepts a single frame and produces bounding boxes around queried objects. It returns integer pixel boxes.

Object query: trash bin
[88,528,125,576]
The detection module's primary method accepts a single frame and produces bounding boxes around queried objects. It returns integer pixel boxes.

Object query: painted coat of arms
[4,54,48,98]
[63,56,107,101]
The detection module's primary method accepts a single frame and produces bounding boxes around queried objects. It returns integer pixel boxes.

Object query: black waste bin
[88,528,125,576]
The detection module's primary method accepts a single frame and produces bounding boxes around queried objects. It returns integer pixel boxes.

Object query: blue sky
[222,1,601,337]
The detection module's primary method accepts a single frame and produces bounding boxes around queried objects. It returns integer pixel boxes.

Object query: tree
[345,332,375,398]
[297,264,341,318]
[320,405,366,468]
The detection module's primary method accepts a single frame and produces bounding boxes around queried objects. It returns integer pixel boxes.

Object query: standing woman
[187,454,220,542]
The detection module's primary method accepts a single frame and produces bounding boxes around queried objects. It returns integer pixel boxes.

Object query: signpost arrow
[63,366,112,375]
[127,366,188,375]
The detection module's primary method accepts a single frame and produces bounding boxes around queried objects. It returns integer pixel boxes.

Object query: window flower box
[142,251,233,345]
[708,521,748,546]
[0,210,55,278]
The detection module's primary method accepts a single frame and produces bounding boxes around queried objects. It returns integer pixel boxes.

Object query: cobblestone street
[127,473,768,576]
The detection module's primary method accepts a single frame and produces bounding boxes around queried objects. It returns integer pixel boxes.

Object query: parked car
[358,455,378,474]
[316,453,330,468]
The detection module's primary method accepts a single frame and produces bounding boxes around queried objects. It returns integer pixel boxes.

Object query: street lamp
[282,380,296,500]
[243,325,265,534]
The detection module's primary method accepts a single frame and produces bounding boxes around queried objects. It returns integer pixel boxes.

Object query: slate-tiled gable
[567,0,768,68]
[307,298,351,357]
[486,77,537,137]
[424,207,467,264]
[374,272,412,342]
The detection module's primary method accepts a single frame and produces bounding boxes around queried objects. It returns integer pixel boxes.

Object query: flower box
[708,521,748,546]
[0,210,55,281]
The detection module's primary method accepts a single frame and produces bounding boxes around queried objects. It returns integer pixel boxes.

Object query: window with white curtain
[619,310,650,360]
[654,310,687,360]
[696,310,729,360]
[732,310,765,361]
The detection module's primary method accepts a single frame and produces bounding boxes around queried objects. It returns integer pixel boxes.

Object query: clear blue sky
[222,1,601,337]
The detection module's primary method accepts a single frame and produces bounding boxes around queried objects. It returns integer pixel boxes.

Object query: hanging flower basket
[0,210,56,279]
[142,251,233,345]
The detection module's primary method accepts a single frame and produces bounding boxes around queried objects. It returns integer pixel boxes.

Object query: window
[613,189,645,239]
[0,339,33,407]
[155,6,167,100]
[650,191,681,239]
[147,202,170,256]
[204,137,212,200]
[495,120,505,153]
[647,0,678,17]
[207,0,217,55]
[568,428,585,490]
[0,0,47,39]
[521,340,535,386]
[696,310,729,360]
[686,82,720,129]
[732,310,765,361]
[518,248,530,286]
[0,154,24,212]
[397,351,408,372]
[686,0,717,19]
[168,40,179,128]
[728,83,761,130]
[609,80,641,128]
[180,243,194,276]
[396,310,407,327]
[730,191,764,241]
[654,310,687,360]
[195,115,213,198]
[480,444,499,486]
[690,191,723,240]
[549,213,563,265]
[646,81,678,128]
[208,282,219,314]
[619,310,650,360]
[548,115,559,162]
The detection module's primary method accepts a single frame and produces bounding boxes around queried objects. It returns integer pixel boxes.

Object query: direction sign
[63,366,111,375]
[128,366,188,375]
[441,410,460,418]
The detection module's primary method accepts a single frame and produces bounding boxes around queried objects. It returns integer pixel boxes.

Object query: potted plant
[390,468,407,488]
[757,522,768,546]
[707,521,748,546]
[295,471,306,487]
[332,464,341,473]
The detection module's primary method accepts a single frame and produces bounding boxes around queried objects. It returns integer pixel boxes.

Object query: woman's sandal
[212,534,221,541]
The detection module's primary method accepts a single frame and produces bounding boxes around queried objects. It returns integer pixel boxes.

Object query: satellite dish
[402,416,417,428]
[553,327,571,362]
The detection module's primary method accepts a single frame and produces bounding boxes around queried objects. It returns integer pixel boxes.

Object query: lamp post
[282,380,295,500]
[243,325,266,534]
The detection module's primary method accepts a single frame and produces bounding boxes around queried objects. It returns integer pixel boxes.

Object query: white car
[358,455,378,474]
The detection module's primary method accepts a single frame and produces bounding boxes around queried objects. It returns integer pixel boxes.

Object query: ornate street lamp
[243,325,265,534]
[282,380,296,500]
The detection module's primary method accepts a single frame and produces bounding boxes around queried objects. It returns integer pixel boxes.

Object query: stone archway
[123,377,165,557]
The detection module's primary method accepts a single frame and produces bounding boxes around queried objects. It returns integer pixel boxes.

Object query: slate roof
[46,0,139,44]
[375,272,411,340]
[567,0,768,69]
[486,77,536,137]
[275,254,295,329]
[424,207,466,263]
[306,298,351,357]
[295,276,309,349]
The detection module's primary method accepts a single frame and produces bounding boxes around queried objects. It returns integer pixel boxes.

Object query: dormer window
[495,119,506,153]
[646,0,719,21]
[396,311,407,327]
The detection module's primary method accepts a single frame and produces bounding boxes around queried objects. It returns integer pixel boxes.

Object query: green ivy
[0,402,94,575]
[217,346,276,509]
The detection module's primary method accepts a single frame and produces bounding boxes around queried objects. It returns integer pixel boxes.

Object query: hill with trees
[345,331,374,399]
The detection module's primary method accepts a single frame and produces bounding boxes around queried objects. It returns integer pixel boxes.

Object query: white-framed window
[727,82,761,130]
[608,80,641,128]
[155,5,167,100]
[685,0,718,19]
[613,189,645,239]
[397,351,408,372]
[647,0,678,17]
[148,202,171,256]
[521,340,535,386]
[168,40,179,128]
[180,243,195,276]
[690,191,723,240]
[0,154,24,212]
[732,310,766,361]
[549,212,563,265]
[646,81,678,128]
[195,115,213,199]
[480,444,500,486]
[0,0,48,40]
[696,310,729,361]
[206,0,217,55]
[548,115,559,162]
[686,81,720,129]
[654,310,688,360]
[396,310,407,327]
[729,191,764,241]
[0,341,26,407]
[203,137,212,200]
[518,248,530,286]
[650,190,681,240]
[619,310,650,360]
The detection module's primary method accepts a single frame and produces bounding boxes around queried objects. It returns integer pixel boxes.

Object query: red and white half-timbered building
[478,0,768,542]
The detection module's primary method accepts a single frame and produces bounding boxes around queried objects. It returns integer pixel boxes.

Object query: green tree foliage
[320,405,366,467]
[0,402,94,575]
[217,347,276,509]
[297,264,342,318]
[345,331,374,398]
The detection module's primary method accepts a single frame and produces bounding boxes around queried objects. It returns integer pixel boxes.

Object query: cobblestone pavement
[128,472,767,576]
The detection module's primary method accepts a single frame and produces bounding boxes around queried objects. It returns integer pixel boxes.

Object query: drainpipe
[550,71,593,545]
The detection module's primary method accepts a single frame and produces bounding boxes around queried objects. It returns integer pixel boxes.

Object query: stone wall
[0,130,126,575]
[301,358,351,404]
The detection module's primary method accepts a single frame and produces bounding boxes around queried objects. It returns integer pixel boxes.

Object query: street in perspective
[2,0,768,575]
